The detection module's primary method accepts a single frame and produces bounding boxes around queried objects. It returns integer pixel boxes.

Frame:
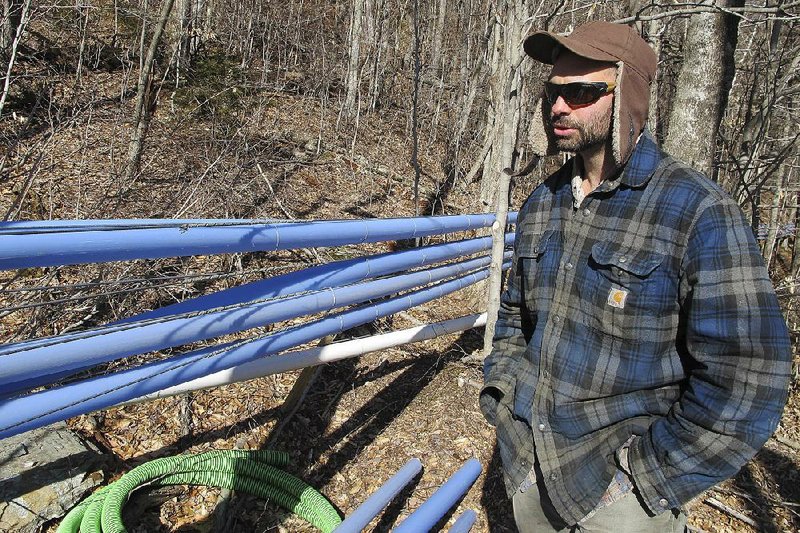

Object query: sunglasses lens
[545,83,607,106]
[566,85,599,105]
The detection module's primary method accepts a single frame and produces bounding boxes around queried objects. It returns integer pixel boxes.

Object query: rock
[0,422,106,532]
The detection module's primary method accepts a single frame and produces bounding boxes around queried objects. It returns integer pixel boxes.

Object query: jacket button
[619,256,627,263]
[659,498,669,508]
[549,473,558,481]
[582,208,590,216]
[565,262,573,271]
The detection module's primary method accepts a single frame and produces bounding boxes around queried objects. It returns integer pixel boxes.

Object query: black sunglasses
[544,81,616,107]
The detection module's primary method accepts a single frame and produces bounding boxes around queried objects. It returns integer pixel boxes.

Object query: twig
[614,3,800,25]
[772,433,800,451]
[704,496,758,528]
[255,162,294,220]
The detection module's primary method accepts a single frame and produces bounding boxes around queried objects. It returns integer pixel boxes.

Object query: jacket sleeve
[480,224,530,426]
[627,198,792,514]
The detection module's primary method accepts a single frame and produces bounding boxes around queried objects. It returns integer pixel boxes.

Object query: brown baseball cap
[524,22,657,167]
[524,21,656,83]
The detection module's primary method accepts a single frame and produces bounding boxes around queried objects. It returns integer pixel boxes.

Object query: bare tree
[476,0,531,211]
[342,0,365,119]
[1,0,23,52]
[664,0,744,177]
[124,0,177,182]
[0,0,30,117]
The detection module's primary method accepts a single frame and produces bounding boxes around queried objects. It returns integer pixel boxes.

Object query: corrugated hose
[56,449,342,533]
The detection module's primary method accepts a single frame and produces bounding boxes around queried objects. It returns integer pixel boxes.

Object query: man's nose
[550,95,571,115]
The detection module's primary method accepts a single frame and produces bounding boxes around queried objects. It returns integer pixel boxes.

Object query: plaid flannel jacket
[481,132,792,525]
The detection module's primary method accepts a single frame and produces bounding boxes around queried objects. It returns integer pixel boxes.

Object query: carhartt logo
[607,288,628,309]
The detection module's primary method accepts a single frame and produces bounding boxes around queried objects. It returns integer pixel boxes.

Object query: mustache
[548,117,581,129]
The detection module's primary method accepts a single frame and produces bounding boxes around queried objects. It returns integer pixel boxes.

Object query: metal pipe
[0,235,513,399]
[0,219,281,234]
[0,214,506,270]
[332,459,423,533]
[0,270,488,439]
[393,458,482,533]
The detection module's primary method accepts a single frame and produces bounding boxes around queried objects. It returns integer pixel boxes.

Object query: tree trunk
[124,0,177,182]
[482,169,512,356]
[171,0,193,86]
[367,0,387,111]
[411,0,421,216]
[342,0,365,119]
[1,0,23,53]
[429,0,446,78]
[664,0,743,177]
[792,190,800,279]
[478,0,528,210]
[762,109,795,269]
[0,0,29,118]
[477,0,530,358]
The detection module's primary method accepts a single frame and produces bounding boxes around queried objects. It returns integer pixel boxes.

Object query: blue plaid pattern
[480,132,792,525]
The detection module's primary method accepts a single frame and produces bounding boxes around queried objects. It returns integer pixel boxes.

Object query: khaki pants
[512,480,687,533]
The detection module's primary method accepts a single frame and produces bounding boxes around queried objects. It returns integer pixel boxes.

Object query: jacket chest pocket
[517,230,559,312]
[581,241,669,341]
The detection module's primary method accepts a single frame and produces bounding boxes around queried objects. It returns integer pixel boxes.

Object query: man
[480,21,792,532]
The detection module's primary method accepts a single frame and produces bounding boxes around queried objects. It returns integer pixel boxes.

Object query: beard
[548,105,612,153]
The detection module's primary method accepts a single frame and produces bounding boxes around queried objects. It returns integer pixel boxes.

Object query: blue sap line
[0,269,490,439]
[0,213,517,270]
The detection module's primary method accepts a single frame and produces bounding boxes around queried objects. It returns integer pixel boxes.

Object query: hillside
[0,81,795,532]
[1,3,798,531]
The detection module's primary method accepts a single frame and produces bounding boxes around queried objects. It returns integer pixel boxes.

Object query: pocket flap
[590,242,664,277]
[517,229,555,258]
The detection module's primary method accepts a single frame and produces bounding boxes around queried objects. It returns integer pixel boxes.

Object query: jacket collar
[618,129,661,188]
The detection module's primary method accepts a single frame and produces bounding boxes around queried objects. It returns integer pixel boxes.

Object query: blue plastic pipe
[0,213,518,235]
[2,234,511,348]
[0,219,280,234]
[447,509,477,533]
[393,458,482,533]
[0,255,503,397]
[332,459,423,533]
[0,237,515,399]
[0,214,510,270]
[125,232,514,322]
[0,270,488,439]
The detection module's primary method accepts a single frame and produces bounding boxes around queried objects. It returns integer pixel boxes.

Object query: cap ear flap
[611,61,625,166]
[530,94,556,157]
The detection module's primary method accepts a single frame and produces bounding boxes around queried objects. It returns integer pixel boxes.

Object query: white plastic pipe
[124,313,487,405]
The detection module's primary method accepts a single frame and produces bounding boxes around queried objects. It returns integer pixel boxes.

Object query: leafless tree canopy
[0,0,797,323]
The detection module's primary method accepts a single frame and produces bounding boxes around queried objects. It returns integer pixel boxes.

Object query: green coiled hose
[57,449,342,533]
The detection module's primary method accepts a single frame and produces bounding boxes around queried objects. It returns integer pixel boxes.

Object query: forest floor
[3,72,797,532]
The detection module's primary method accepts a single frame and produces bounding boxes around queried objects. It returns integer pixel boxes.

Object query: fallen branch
[704,496,758,528]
